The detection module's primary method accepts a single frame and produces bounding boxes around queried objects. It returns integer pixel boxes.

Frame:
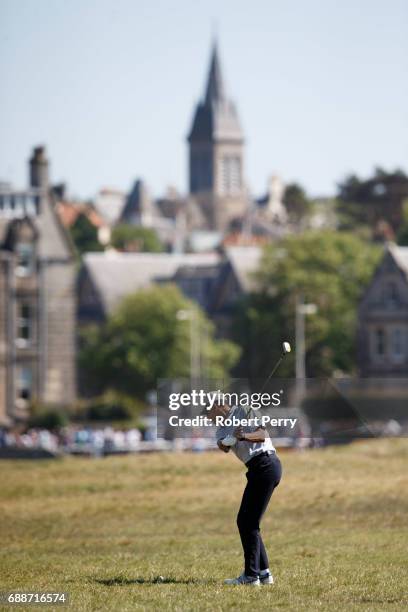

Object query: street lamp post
[295,294,317,402]
[177,309,200,386]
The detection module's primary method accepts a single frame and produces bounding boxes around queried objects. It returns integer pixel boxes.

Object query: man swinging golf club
[207,342,290,586]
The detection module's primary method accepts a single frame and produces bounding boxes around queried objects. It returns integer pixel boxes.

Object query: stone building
[0,147,76,425]
[88,40,288,250]
[357,243,408,377]
[77,246,262,335]
[77,251,221,324]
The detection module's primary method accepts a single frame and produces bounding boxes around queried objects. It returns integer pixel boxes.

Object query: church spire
[188,39,243,143]
[187,39,246,229]
[204,41,225,105]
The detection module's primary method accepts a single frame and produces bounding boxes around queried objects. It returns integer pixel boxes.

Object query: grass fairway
[1,439,407,611]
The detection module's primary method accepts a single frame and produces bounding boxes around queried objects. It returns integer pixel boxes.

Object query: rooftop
[83,251,221,313]
[388,243,408,277]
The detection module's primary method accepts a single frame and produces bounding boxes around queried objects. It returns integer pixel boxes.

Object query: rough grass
[0,439,407,611]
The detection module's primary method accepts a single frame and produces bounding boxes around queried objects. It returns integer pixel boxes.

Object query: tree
[70,213,103,255]
[397,199,408,246]
[284,183,312,223]
[234,231,381,380]
[79,285,240,398]
[111,225,163,252]
[336,168,408,234]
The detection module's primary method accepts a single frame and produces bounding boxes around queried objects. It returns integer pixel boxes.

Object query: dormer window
[16,242,34,277]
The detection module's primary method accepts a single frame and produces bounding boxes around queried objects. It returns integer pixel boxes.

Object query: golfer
[208,402,282,586]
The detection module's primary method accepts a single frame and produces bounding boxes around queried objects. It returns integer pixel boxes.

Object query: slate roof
[36,193,74,259]
[82,251,221,313]
[120,179,158,223]
[56,201,105,229]
[224,246,262,292]
[388,244,408,278]
[0,193,73,260]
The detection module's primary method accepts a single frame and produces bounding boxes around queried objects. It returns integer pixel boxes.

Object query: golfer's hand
[217,440,230,453]
[234,426,245,441]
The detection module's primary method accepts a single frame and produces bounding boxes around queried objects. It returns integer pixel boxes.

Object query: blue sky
[1,0,407,199]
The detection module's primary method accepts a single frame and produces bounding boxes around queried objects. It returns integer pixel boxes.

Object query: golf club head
[282,341,291,355]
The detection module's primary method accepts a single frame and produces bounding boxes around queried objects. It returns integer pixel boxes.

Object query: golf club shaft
[259,356,283,393]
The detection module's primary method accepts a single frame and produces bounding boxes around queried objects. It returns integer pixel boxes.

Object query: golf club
[259,341,291,393]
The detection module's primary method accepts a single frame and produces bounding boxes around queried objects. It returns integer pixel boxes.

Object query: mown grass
[1,439,407,611]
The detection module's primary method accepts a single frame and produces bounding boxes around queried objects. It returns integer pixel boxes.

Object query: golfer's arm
[242,427,266,443]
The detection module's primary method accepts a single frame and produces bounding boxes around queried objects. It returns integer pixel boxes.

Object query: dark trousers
[237,452,282,578]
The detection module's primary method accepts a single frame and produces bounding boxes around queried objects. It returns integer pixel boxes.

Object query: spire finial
[211,18,219,44]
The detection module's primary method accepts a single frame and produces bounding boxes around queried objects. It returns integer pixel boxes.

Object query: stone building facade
[357,244,408,377]
[0,147,76,425]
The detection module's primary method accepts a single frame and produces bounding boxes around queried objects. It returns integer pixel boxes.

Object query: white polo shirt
[215,405,275,465]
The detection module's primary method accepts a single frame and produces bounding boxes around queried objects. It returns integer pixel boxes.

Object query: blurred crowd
[0,426,145,456]
[0,425,216,456]
[1,420,402,458]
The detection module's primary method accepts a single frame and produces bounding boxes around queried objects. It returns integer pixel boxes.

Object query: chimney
[29,146,49,190]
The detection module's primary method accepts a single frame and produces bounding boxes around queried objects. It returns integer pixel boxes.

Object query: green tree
[336,168,408,233]
[111,225,163,252]
[70,213,103,255]
[234,231,381,380]
[79,285,240,398]
[397,199,408,246]
[284,183,312,222]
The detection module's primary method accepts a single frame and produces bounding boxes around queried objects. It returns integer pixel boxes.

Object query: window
[16,365,33,402]
[220,156,241,195]
[16,243,34,276]
[390,328,405,362]
[230,156,241,193]
[374,328,386,356]
[220,157,228,194]
[16,302,32,347]
[0,194,12,216]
